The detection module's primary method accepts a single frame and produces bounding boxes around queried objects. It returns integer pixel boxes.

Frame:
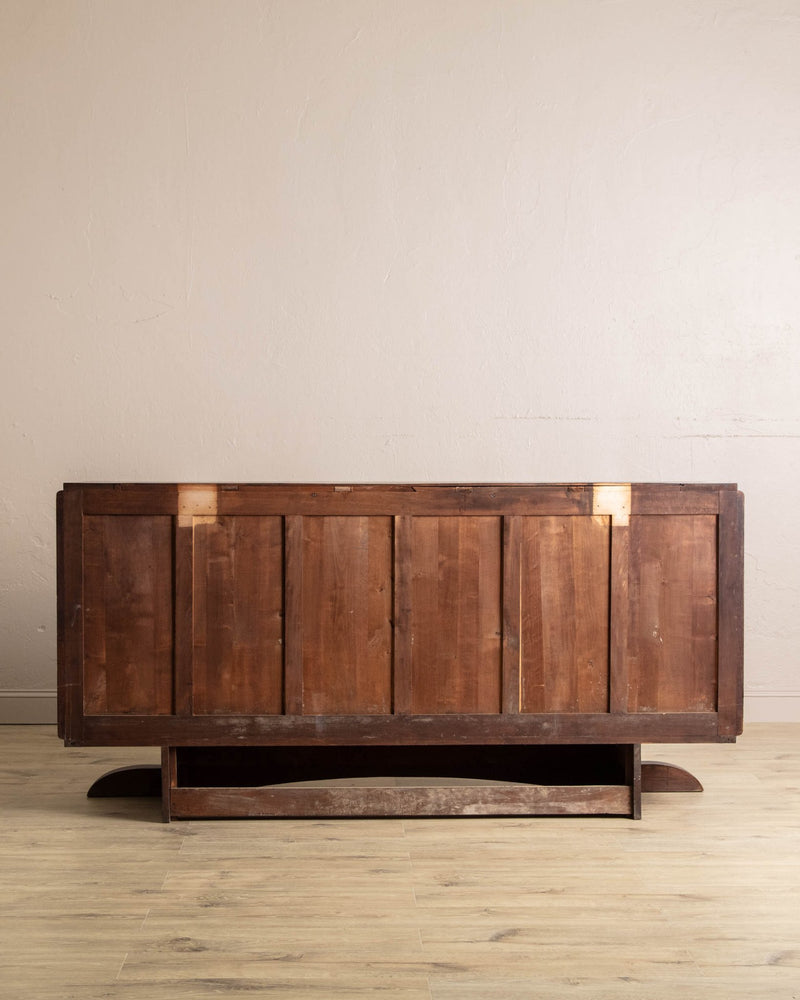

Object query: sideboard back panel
[57,483,744,747]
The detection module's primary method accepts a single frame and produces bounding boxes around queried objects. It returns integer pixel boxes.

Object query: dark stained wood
[173,516,194,716]
[626,515,718,713]
[517,516,609,713]
[501,516,522,714]
[192,516,284,715]
[393,515,414,714]
[82,514,174,716]
[408,517,502,714]
[58,488,85,744]
[630,485,724,515]
[78,710,723,747]
[283,515,304,715]
[641,760,703,792]
[168,783,634,819]
[86,765,162,798]
[74,483,594,518]
[609,522,631,714]
[56,490,66,741]
[299,516,393,715]
[717,489,745,737]
[58,483,744,819]
[162,746,176,823]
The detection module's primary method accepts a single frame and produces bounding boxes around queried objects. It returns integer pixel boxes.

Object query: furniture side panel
[518,516,610,713]
[717,490,745,735]
[82,515,174,715]
[409,517,502,714]
[625,515,718,713]
[192,516,285,715]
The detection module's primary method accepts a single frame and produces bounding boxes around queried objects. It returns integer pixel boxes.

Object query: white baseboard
[0,689,57,725]
[0,690,797,725]
[744,693,800,723]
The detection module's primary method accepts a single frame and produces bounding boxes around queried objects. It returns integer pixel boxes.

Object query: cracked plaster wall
[1,0,798,720]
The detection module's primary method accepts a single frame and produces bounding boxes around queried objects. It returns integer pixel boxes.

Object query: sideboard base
[86,744,701,822]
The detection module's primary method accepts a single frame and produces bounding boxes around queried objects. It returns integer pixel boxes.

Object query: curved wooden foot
[641,761,703,793]
[87,765,162,798]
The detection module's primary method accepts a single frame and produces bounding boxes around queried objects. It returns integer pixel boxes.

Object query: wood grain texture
[299,516,393,715]
[626,515,718,713]
[717,489,745,736]
[408,517,502,714]
[192,516,284,715]
[168,783,634,819]
[82,515,174,715]
[517,516,609,713]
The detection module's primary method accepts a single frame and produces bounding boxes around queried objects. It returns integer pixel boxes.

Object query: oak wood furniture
[57,482,744,820]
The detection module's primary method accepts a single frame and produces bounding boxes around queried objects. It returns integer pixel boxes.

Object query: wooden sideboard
[57,482,744,820]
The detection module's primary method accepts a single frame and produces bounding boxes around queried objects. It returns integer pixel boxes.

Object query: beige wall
[2,0,798,721]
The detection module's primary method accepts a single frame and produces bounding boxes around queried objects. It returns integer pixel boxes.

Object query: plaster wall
[1,0,798,721]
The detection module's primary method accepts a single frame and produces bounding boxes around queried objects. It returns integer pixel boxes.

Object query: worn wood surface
[192,516,284,715]
[168,783,634,819]
[1,724,798,1000]
[57,484,744,753]
[299,516,393,715]
[82,514,174,716]
[407,516,502,715]
[516,515,609,713]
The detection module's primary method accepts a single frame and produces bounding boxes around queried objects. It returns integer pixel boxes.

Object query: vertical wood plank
[59,488,85,744]
[82,515,174,716]
[717,490,744,736]
[300,517,393,715]
[284,516,304,715]
[409,517,502,714]
[502,516,522,714]
[609,521,630,714]
[173,515,194,716]
[161,746,176,824]
[393,516,413,714]
[629,744,642,820]
[626,515,718,713]
[192,516,284,715]
[518,517,609,714]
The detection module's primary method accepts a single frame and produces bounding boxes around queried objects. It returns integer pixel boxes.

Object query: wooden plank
[717,489,745,736]
[192,516,284,715]
[58,487,85,745]
[501,516,522,714]
[161,746,176,824]
[80,710,722,747]
[641,760,703,792]
[408,517,503,714]
[68,482,737,518]
[518,516,609,713]
[283,516,304,715]
[173,515,194,716]
[628,744,642,820]
[82,515,174,716]
[393,516,413,714]
[56,490,66,740]
[626,515,718,714]
[630,484,725,515]
[74,483,594,518]
[167,783,633,820]
[609,522,630,714]
[299,516,393,715]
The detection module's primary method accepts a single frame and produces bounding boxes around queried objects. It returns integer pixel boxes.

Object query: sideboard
[57,482,744,820]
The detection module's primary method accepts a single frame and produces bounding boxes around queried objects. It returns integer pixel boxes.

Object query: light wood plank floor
[1,725,798,999]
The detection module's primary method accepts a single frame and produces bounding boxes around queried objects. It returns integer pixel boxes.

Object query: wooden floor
[1,725,798,999]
